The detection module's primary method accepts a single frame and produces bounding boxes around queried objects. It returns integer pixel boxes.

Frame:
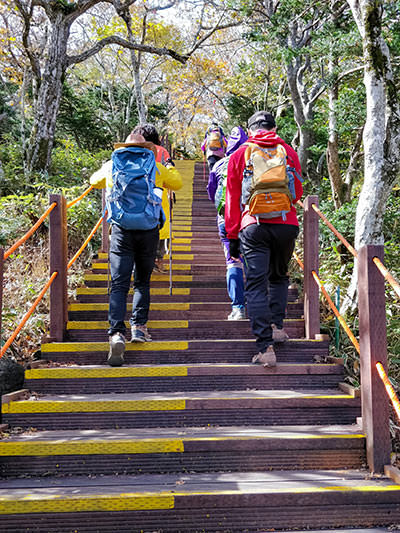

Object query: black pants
[240,223,299,352]
[108,224,159,336]
[207,155,222,171]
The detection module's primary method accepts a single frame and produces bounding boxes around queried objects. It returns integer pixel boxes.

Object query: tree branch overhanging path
[15,0,242,171]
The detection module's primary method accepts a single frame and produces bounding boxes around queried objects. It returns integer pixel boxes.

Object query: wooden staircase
[1,161,399,532]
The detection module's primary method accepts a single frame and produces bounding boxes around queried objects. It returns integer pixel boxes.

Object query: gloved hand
[229,239,241,259]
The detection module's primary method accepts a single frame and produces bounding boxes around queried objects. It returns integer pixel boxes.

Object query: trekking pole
[203,155,206,182]
[168,190,173,296]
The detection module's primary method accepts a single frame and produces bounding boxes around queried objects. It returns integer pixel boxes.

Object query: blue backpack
[106,146,165,230]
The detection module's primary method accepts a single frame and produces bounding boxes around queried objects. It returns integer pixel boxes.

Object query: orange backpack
[241,142,293,221]
[206,128,223,151]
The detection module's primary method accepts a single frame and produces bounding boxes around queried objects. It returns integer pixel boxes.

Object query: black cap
[247,111,276,130]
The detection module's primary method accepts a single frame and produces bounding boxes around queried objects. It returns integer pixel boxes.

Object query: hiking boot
[272,324,289,343]
[252,345,277,367]
[131,325,152,343]
[107,333,125,367]
[228,307,246,320]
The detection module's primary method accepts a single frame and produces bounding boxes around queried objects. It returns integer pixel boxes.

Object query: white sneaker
[108,333,125,367]
[228,307,246,320]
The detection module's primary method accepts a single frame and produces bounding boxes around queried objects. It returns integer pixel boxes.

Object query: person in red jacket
[225,110,303,367]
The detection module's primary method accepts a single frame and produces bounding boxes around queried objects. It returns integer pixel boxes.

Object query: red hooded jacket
[225,130,303,240]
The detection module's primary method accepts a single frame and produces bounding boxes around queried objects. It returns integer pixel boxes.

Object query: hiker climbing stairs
[1,161,399,532]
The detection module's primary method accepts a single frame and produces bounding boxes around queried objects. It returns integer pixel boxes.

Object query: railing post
[101,189,109,254]
[0,248,3,342]
[303,195,320,339]
[49,194,68,342]
[358,244,391,473]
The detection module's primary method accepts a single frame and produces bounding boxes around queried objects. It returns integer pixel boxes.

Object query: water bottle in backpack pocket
[106,146,165,230]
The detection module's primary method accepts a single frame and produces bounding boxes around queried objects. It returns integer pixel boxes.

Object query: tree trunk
[348,0,399,248]
[27,17,70,172]
[286,56,316,182]
[343,126,364,203]
[326,4,342,209]
[132,53,148,124]
[343,0,400,311]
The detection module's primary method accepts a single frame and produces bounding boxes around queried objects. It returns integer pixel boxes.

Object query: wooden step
[67,301,300,320]
[0,471,398,532]
[24,363,344,394]
[65,318,305,341]
[38,338,330,365]
[0,425,365,477]
[2,390,361,430]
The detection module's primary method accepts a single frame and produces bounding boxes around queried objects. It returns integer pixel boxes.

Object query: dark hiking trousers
[107,224,159,336]
[207,155,222,171]
[239,223,299,353]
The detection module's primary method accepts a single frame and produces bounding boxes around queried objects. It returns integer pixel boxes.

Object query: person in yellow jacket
[132,124,176,271]
[89,133,182,366]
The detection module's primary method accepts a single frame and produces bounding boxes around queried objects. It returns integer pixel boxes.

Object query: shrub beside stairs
[1,161,399,532]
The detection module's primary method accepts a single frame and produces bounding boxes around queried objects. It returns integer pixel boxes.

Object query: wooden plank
[358,245,391,473]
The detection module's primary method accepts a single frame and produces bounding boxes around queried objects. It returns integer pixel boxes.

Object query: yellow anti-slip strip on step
[171,245,191,252]
[25,366,189,379]
[0,494,174,514]
[41,341,188,353]
[0,439,184,456]
[0,434,365,457]
[172,238,192,244]
[92,263,192,271]
[1,484,400,515]
[67,320,188,330]
[76,287,190,295]
[84,274,192,282]
[3,393,354,414]
[2,399,186,414]
[69,302,190,311]
[172,232,193,237]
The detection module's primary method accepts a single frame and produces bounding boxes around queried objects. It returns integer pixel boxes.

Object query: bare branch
[67,35,189,66]
[308,64,364,106]
[14,0,42,83]
[186,19,243,56]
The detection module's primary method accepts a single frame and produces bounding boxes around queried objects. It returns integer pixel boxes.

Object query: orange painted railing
[66,185,94,209]
[3,203,57,260]
[0,272,58,359]
[1,186,100,359]
[376,362,400,422]
[299,197,398,473]
[67,215,103,269]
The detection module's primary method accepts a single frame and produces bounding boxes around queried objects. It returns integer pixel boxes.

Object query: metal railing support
[49,194,68,342]
[101,189,109,254]
[358,244,391,473]
[303,195,320,339]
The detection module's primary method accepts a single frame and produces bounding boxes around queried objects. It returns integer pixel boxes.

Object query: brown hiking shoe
[252,345,277,367]
[131,324,152,343]
[272,324,289,343]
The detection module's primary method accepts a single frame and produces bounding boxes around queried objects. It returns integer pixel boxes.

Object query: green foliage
[0,80,19,138]
[0,134,28,195]
[0,134,110,196]
[57,82,137,150]
[51,140,111,188]
[0,194,49,247]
